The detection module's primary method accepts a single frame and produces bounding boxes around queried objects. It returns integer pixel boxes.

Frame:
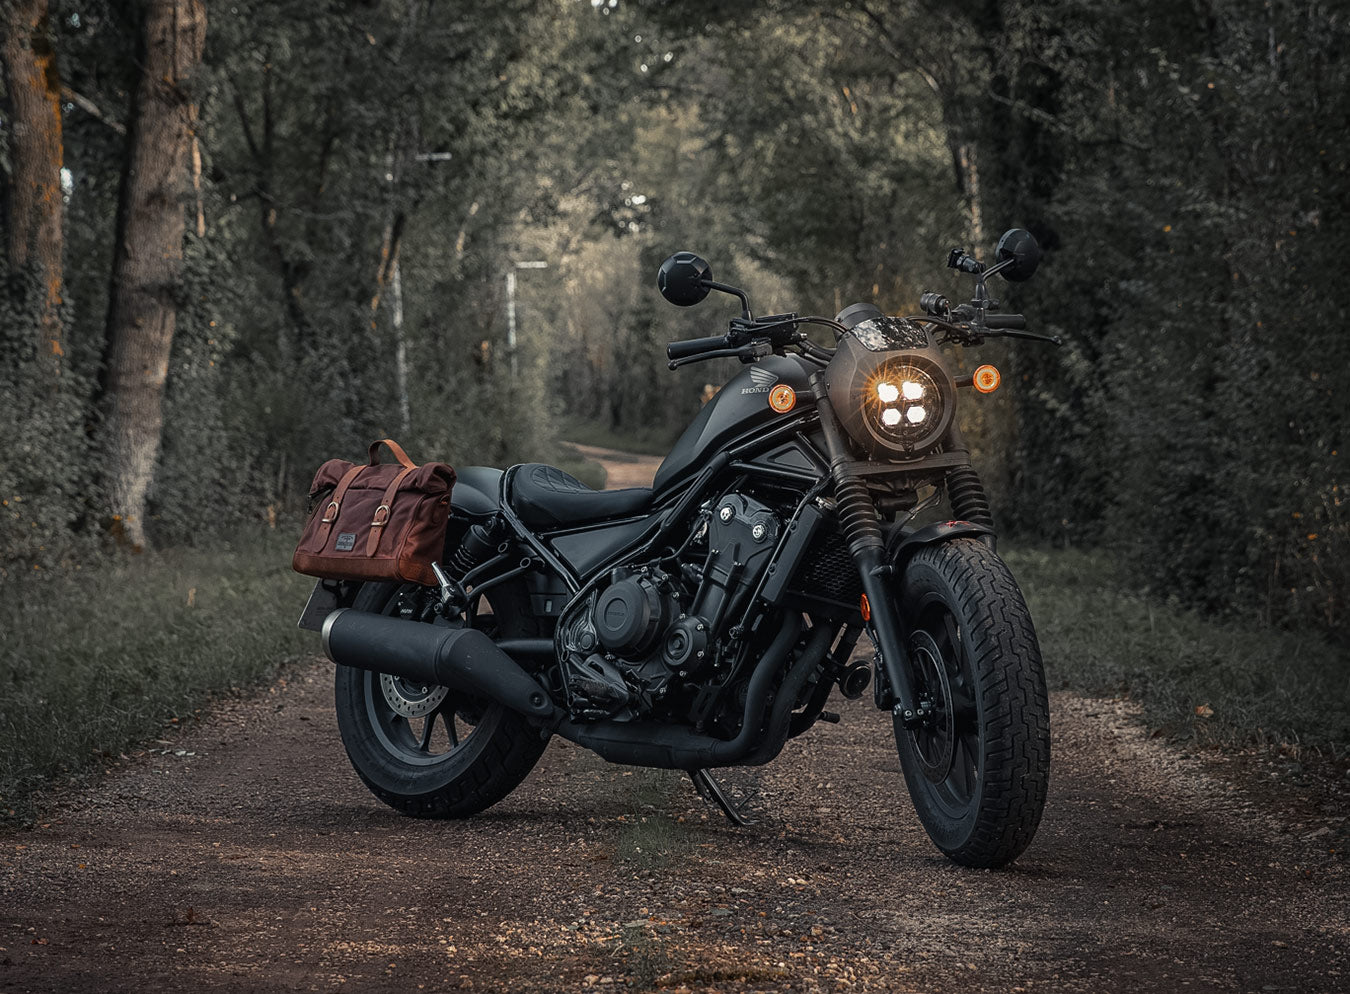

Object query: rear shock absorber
[445,519,503,580]
[945,465,994,531]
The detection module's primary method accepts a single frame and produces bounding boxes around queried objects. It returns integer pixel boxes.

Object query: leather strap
[313,462,366,551]
[366,463,417,556]
[369,438,416,469]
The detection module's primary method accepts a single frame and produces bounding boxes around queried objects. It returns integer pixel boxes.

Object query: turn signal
[972,364,1001,393]
[768,384,796,413]
[860,593,871,621]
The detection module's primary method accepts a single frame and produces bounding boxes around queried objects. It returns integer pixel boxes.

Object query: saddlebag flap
[292,438,455,587]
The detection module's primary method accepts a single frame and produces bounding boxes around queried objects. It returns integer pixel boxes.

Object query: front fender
[885,519,995,570]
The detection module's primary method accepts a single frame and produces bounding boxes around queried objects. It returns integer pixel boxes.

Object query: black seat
[507,464,653,529]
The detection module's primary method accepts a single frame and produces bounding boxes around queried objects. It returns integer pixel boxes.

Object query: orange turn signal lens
[972,364,1001,393]
[768,384,797,413]
[860,593,871,621]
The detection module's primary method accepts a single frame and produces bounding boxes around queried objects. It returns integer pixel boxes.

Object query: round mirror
[995,229,1041,282]
[657,252,713,306]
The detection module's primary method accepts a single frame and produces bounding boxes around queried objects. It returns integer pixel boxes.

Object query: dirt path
[565,443,664,491]
[2,450,1346,994]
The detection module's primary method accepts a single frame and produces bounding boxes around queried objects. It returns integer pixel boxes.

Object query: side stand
[689,768,756,826]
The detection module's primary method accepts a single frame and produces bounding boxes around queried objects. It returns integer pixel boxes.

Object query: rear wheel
[334,581,548,818]
[893,538,1050,867]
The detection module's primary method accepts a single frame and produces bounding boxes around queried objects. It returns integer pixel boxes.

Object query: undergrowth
[0,525,312,823]
[1004,545,1349,755]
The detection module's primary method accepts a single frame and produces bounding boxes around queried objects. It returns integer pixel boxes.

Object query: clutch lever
[667,340,772,370]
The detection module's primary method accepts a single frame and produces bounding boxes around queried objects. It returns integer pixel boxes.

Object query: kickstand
[689,768,756,827]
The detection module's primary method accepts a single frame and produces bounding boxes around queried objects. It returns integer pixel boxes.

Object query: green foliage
[1006,545,1349,753]
[0,267,97,572]
[4,0,1345,652]
[0,525,311,821]
[966,1,1350,635]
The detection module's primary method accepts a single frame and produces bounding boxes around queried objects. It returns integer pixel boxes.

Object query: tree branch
[61,85,126,134]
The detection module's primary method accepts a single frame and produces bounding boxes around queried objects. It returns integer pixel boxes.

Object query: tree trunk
[1,0,65,367]
[100,0,206,551]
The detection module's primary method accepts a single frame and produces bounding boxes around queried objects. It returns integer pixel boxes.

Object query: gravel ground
[2,446,1345,993]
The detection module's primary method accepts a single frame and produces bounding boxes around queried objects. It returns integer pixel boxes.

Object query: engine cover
[594,571,679,658]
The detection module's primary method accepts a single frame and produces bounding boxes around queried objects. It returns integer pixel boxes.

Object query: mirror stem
[981,257,1015,280]
[701,279,753,320]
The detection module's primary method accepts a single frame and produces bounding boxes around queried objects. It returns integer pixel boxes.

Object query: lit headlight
[860,359,949,453]
[824,309,956,459]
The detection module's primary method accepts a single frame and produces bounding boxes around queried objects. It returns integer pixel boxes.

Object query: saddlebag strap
[366,463,417,557]
[314,462,367,551]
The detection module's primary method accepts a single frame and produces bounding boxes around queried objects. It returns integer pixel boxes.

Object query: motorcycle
[299,228,1056,867]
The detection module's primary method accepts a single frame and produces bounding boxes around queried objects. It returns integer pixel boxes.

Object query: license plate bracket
[297,580,343,631]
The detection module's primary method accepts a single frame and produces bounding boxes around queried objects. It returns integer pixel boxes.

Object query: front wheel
[893,538,1050,867]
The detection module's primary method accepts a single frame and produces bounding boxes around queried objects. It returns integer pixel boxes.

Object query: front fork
[808,374,929,727]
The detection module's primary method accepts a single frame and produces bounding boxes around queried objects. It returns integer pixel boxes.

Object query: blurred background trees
[1,0,1345,639]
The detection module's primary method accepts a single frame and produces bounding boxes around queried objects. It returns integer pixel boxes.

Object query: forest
[2,0,1345,644]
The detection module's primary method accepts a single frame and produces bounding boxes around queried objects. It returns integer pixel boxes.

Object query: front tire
[893,538,1050,867]
[334,581,548,818]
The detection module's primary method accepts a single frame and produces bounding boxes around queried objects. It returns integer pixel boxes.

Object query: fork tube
[808,375,922,723]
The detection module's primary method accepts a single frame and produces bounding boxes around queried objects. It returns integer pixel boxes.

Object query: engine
[556,491,781,721]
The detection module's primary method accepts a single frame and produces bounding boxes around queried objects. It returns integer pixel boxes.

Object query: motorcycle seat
[507,463,652,529]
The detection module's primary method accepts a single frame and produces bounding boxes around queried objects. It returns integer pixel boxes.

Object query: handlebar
[667,334,732,361]
[984,314,1026,330]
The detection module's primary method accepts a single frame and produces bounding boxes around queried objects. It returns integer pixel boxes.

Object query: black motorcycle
[300,229,1055,867]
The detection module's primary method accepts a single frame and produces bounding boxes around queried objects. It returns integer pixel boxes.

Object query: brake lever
[988,328,1063,346]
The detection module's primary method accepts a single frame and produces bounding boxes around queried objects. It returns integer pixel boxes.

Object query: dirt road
[2,447,1346,993]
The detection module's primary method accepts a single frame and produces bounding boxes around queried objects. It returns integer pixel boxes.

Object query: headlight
[824,310,956,459]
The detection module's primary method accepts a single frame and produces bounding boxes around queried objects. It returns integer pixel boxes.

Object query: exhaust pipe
[321,609,556,720]
[553,618,835,770]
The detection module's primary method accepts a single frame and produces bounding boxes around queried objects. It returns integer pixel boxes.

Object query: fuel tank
[652,354,816,495]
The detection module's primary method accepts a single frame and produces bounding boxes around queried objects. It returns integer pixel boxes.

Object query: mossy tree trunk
[100,0,206,550]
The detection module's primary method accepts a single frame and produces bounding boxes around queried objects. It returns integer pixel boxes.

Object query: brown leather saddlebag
[292,439,455,587]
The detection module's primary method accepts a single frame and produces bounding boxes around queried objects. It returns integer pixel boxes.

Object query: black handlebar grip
[984,314,1027,330]
[666,335,730,360]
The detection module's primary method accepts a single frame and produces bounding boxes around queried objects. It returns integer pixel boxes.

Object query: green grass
[0,526,313,822]
[614,769,693,869]
[559,418,680,458]
[1004,545,1350,754]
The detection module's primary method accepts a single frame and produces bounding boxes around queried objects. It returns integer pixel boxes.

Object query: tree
[99,0,207,550]
[1,0,64,369]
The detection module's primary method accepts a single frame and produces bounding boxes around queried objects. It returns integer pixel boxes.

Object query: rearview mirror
[657,252,713,306]
[995,229,1041,282]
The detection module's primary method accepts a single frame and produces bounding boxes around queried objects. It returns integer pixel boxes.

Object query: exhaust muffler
[321,609,555,720]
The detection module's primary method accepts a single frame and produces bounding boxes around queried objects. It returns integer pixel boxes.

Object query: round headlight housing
[824,312,956,459]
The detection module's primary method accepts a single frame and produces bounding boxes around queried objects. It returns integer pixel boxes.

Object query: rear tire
[893,538,1050,867]
[334,581,548,818]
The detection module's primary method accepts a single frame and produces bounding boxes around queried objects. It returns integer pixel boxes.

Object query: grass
[559,418,680,458]
[0,525,313,822]
[1004,545,1350,754]
[3,519,1342,828]
[614,768,693,869]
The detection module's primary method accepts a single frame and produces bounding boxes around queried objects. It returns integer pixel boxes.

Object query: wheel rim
[906,599,981,817]
[361,587,496,769]
[363,672,485,767]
